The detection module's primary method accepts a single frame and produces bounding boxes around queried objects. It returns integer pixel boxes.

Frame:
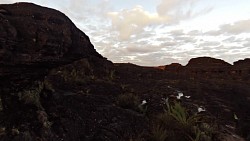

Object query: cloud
[108,5,168,40]
[156,0,212,20]
[220,19,250,34]
[108,0,212,40]
[243,40,250,47]
[169,29,185,36]
[157,0,189,16]
[126,44,161,54]
[188,30,201,36]
[1,0,14,3]
[199,41,221,47]
[205,19,250,35]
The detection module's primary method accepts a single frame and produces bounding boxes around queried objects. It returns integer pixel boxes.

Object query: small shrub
[44,78,55,92]
[150,125,168,141]
[152,113,188,141]
[138,102,148,116]
[150,101,215,141]
[116,93,140,111]
[17,81,43,109]
[168,102,202,126]
[0,127,6,136]
[109,70,116,80]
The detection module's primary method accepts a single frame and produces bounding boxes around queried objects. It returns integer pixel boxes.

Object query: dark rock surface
[158,63,183,73]
[159,57,250,81]
[233,58,250,67]
[186,57,231,68]
[0,2,102,85]
[184,57,232,79]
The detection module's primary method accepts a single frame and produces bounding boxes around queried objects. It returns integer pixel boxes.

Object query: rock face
[186,57,231,68]
[232,58,250,80]
[233,58,250,66]
[160,57,250,80]
[0,2,102,84]
[159,63,183,72]
[184,57,232,79]
[0,3,114,140]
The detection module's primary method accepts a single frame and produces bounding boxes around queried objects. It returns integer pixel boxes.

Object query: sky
[2,0,250,66]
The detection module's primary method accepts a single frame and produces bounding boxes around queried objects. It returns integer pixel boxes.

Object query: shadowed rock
[0,2,102,85]
[186,57,231,68]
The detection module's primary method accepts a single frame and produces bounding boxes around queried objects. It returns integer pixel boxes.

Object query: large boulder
[0,2,103,84]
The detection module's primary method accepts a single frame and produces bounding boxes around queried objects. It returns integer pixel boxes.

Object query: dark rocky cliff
[0,3,116,141]
[0,2,103,85]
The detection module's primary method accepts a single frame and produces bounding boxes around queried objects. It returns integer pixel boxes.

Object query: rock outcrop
[186,57,231,68]
[0,3,113,140]
[161,57,250,80]
[0,2,102,86]
[232,58,250,80]
[158,63,183,72]
[233,58,250,66]
[184,57,232,79]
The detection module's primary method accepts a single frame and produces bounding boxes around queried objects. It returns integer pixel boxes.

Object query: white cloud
[220,19,250,34]
[107,0,212,40]
[156,0,196,16]
[156,0,212,20]
[108,5,168,40]
[205,19,250,35]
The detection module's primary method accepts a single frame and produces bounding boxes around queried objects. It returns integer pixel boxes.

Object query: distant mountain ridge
[159,57,250,80]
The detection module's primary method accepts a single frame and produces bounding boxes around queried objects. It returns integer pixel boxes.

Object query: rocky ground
[0,2,249,141]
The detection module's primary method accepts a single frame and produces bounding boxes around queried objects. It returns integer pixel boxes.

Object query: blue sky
[2,0,250,66]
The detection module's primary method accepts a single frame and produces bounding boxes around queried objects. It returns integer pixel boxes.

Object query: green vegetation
[168,102,202,126]
[116,93,140,111]
[44,78,55,92]
[150,101,217,141]
[150,125,168,141]
[109,70,116,80]
[17,81,44,109]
